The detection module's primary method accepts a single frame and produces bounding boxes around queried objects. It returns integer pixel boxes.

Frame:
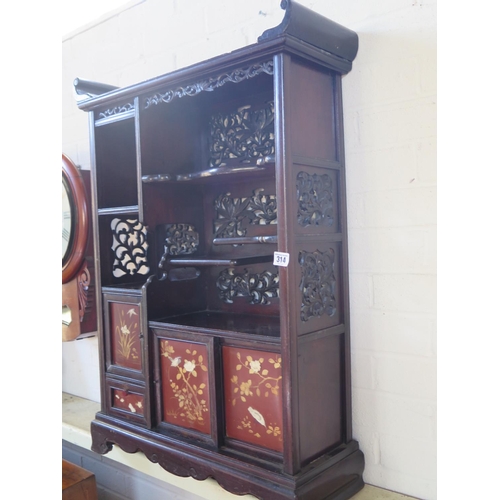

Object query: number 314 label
[273,251,290,267]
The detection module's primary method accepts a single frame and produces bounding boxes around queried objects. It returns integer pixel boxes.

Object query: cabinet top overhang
[75,0,358,112]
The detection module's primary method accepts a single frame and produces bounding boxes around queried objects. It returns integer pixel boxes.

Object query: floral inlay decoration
[160,339,211,434]
[110,303,141,371]
[112,389,144,416]
[223,346,283,452]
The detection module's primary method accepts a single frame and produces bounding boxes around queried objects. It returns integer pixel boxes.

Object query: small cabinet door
[222,345,283,454]
[103,288,146,381]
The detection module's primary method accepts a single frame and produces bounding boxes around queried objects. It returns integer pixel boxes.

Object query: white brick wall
[62,1,437,499]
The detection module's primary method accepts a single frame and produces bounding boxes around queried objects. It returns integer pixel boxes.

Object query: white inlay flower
[128,403,136,413]
[121,325,130,335]
[127,308,137,317]
[184,360,196,372]
[249,359,261,374]
[248,407,266,427]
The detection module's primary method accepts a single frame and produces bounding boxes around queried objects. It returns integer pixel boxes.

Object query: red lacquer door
[223,345,283,452]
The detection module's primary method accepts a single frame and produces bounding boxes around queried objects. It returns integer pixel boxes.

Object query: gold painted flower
[267,425,281,437]
[162,342,175,356]
[240,380,253,396]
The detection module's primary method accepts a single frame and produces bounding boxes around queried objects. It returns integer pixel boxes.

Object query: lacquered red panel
[111,389,144,416]
[110,302,142,370]
[160,339,211,434]
[223,346,283,452]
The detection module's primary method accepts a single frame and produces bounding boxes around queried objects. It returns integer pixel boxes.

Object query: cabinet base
[91,415,364,500]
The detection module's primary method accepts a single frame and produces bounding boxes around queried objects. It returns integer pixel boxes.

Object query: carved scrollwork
[77,263,91,321]
[299,248,336,321]
[144,60,274,108]
[156,224,199,280]
[296,171,335,227]
[247,188,278,225]
[111,218,150,278]
[214,189,277,238]
[98,103,134,120]
[209,101,275,168]
[214,193,248,238]
[217,269,279,305]
[164,224,199,256]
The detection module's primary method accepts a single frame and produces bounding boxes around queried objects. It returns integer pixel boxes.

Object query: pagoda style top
[74,0,358,110]
[259,0,358,63]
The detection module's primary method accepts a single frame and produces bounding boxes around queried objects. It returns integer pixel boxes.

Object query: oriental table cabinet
[74,2,364,499]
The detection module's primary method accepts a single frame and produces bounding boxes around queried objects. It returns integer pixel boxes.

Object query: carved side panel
[111,218,150,278]
[296,171,335,227]
[299,248,337,322]
[217,269,279,305]
[160,339,211,435]
[223,346,283,453]
[209,101,275,168]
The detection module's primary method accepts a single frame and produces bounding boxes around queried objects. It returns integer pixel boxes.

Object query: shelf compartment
[94,117,138,209]
[141,163,275,184]
[150,311,280,338]
[98,205,139,216]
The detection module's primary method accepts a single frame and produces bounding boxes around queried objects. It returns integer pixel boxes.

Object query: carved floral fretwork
[217,268,279,305]
[299,248,336,321]
[163,224,199,256]
[111,218,150,278]
[214,189,277,238]
[144,61,274,108]
[157,224,199,280]
[209,101,275,168]
[296,171,335,227]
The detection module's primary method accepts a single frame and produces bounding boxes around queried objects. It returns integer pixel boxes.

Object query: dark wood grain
[78,2,363,498]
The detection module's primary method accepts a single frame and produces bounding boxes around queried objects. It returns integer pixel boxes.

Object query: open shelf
[168,254,274,267]
[150,310,280,338]
[142,162,275,185]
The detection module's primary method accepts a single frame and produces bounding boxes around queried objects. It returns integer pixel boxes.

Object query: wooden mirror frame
[62,153,89,284]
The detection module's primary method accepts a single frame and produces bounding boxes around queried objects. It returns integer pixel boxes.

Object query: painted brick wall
[62,1,437,499]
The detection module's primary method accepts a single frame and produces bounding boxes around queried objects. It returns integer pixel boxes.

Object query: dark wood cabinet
[75,2,364,498]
